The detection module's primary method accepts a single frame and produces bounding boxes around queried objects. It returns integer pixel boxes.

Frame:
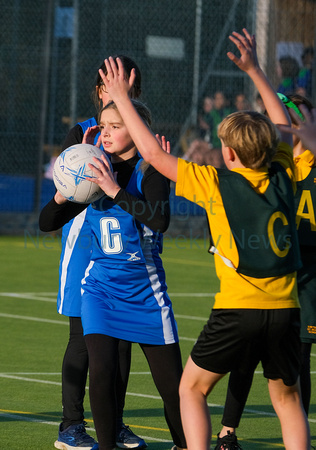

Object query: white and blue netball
[53,143,109,204]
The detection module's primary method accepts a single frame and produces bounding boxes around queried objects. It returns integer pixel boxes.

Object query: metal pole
[175,0,241,154]
[47,0,59,155]
[313,25,316,105]
[34,0,54,213]
[191,0,203,128]
[70,0,79,127]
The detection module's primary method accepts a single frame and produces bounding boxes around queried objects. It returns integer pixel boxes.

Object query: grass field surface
[0,234,315,449]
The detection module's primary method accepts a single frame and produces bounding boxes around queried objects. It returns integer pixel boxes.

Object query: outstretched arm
[228,28,292,146]
[99,57,179,182]
[39,195,87,231]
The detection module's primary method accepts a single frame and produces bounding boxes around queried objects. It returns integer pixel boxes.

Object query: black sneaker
[116,424,147,449]
[214,431,242,449]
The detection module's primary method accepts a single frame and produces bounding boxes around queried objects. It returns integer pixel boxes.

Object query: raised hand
[227,28,259,73]
[155,134,171,154]
[227,28,291,133]
[82,125,102,147]
[99,57,136,101]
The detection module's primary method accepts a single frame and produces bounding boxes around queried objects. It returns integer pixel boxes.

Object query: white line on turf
[0,312,68,325]
[0,312,199,345]
[0,374,276,415]
[2,370,316,376]
[2,291,316,436]
[0,292,56,302]
[175,314,207,321]
[0,312,199,341]
[0,312,207,327]
[0,412,60,426]
[0,372,151,375]
[0,412,167,443]
[1,372,315,423]
[0,291,215,300]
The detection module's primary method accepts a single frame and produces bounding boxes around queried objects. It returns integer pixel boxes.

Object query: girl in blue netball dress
[53,56,146,450]
[40,99,187,450]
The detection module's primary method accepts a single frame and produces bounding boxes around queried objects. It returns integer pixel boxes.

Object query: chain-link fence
[1,0,315,226]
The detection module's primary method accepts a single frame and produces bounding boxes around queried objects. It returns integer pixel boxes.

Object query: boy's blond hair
[217,110,279,169]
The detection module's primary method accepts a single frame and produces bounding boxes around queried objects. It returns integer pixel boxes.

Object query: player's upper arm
[147,150,178,183]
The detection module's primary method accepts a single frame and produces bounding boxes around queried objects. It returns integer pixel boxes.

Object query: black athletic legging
[61,317,131,430]
[300,341,312,415]
[85,333,187,450]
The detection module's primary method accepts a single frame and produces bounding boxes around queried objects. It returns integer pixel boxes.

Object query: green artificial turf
[0,235,315,449]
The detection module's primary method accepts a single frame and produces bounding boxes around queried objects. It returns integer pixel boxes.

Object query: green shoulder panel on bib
[216,164,301,278]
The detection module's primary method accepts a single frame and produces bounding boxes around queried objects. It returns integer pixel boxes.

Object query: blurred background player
[297,47,314,98]
[233,92,251,111]
[277,55,300,95]
[198,94,213,142]
[207,90,233,149]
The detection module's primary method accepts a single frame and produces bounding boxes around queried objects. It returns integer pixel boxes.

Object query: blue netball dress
[81,159,178,345]
[57,117,100,316]
[57,209,91,315]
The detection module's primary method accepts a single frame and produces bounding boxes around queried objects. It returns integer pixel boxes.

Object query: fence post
[34,0,54,213]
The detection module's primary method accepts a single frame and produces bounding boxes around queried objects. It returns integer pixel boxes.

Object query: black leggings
[300,341,312,415]
[221,341,312,428]
[85,334,186,450]
[61,317,131,429]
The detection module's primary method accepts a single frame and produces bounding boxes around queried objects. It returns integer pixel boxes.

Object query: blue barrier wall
[0,175,205,216]
[0,175,56,212]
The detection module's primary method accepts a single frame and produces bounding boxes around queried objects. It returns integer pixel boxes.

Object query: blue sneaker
[91,445,99,450]
[54,423,97,449]
[116,424,147,449]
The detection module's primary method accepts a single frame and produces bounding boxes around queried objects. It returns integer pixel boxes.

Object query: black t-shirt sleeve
[39,198,87,232]
[113,165,170,232]
[62,124,84,151]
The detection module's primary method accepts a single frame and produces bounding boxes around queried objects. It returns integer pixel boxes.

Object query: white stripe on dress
[142,226,176,344]
[58,209,87,314]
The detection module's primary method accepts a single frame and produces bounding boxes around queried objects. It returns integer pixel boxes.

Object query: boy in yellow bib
[97,28,310,450]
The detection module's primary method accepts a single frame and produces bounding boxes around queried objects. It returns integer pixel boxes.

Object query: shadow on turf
[208,403,276,416]
[2,407,314,449]
[123,408,165,418]
[309,403,316,414]
[123,404,277,419]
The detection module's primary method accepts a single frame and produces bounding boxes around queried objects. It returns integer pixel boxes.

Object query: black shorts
[191,308,301,386]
